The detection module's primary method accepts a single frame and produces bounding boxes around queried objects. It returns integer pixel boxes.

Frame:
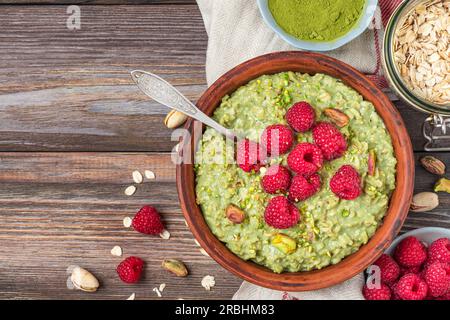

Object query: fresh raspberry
[394,273,428,300]
[285,101,315,132]
[312,122,347,160]
[287,143,323,176]
[394,236,427,267]
[428,238,450,264]
[116,256,145,284]
[236,139,265,173]
[423,262,450,297]
[329,165,361,200]
[132,205,164,235]
[400,265,422,277]
[260,124,294,156]
[261,165,291,194]
[389,284,402,300]
[264,196,300,229]
[288,173,321,202]
[435,291,450,300]
[373,254,400,284]
[362,283,391,300]
[425,293,436,300]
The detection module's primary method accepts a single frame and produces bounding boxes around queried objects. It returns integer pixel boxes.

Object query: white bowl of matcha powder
[257,0,378,51]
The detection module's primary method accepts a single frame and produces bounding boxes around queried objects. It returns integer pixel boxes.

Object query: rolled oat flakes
[393,0,449,105]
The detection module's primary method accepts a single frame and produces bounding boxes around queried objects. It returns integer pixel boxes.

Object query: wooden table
[0,0,448,300]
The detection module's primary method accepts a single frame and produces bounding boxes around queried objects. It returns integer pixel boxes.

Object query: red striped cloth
[380,0,404,27]
[367,0,403,88]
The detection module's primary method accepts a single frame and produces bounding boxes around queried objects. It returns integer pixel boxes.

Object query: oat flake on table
[201,275,215,291]
[132,170,143,184]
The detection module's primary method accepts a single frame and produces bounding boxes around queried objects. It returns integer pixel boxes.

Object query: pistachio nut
[420,156,446,176]
[368,150,377,176]
[164,110,188,129]
[162,259,188,277]
[323,108,349,127]
[225,204,245,224]
[70,266,99,292]
[271,234,297,254]
[410,192,439,212]
[435,178,450,194]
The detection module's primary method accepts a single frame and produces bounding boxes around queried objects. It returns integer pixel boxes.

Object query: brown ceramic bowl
[176,51,414,291]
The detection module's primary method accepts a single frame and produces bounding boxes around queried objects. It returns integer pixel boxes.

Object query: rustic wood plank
[0,5,431,152]
[0,151,449,299]
[0,152,242,300]
[402,153,450,232]
[0,5,207,152]
[0,0,195,4]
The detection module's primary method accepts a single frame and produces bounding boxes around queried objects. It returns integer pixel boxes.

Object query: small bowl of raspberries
[363,227,450,300]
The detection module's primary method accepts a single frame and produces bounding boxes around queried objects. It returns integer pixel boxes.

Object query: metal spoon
[130,70,239,140]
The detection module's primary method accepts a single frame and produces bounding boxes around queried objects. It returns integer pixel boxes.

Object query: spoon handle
[131,70,237,140]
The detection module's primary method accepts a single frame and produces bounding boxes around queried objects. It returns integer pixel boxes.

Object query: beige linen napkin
[233,274,365,300]
[196,0,386,87]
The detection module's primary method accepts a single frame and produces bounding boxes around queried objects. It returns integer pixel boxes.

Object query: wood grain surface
[0,0,195,4]
[0,1,448,300]
[0,152,243,299]
[0,5,207,152]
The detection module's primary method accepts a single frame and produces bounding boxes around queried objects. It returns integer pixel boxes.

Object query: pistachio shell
[164,110,188,129]
[420,156,446,175]
[410,192,439,212]
[162,259,188,277]
[70,266,99,292]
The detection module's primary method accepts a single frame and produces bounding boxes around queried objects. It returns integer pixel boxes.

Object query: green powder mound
[268,0,366,42]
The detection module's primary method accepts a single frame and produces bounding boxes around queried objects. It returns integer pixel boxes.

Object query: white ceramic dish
[385,227,450,255]
[257,0,378,51]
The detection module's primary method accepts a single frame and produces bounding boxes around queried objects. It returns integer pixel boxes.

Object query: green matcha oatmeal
[195,72,396,273]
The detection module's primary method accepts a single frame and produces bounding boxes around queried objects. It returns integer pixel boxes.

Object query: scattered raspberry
[287,143,323,176]
[264,196,300,229]
[285,101,315,132]
[394,273,428,300]
[312,122,347,160]
[428,238,450,264]
[261,165,291,194]
[373,254,400,284]
[423,262,450,297]
[329,165,361,200]
[288,174,321,202]
[117,256,145,284]
[362,283,391,300]
[394,236,427,267]
[132,205,164,235]
[260,124,294,156]
[236,139,265,173]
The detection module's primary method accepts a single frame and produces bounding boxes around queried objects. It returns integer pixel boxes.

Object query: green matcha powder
[268,0,366,41]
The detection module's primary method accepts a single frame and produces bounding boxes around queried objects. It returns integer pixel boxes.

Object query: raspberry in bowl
[364,227,450,300]
[177,52,414,291]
